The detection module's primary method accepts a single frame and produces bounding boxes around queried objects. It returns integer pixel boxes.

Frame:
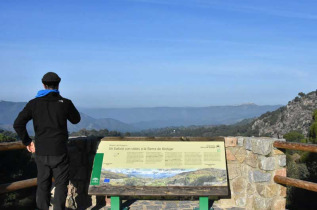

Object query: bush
[284,131,305,142]
[309,109,317,143]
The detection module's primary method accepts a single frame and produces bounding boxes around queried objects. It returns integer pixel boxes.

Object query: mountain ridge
[0,100,282,133]
[251,91,317,137]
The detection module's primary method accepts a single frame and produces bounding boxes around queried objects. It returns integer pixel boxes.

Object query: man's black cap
[42,72,61,84]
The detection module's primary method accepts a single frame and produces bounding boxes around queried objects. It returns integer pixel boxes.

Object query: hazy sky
[1,0,316,108]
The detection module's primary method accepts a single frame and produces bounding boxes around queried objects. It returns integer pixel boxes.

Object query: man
[14,72,81,210]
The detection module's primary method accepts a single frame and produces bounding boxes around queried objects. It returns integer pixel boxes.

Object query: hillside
[0,101,26,124]
[0,101,134,133]
[134,90,317,138]
[251,91,317,137]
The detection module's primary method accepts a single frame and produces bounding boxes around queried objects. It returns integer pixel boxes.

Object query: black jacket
[14,92,81,155]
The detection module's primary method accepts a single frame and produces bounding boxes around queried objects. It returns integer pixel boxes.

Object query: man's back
[14,92,81,155]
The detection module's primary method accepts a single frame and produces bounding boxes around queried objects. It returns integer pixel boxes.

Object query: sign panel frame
[88,137,229,198]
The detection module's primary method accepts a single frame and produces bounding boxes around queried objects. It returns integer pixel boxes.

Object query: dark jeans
[35,154,69,210]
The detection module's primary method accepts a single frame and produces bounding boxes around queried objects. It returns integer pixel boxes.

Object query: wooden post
[111,196,121,210]
[274,175,317,192]
[0,178,37,194]
[273,141,317,153]
[0,141,25,151]
[199,197,209,210]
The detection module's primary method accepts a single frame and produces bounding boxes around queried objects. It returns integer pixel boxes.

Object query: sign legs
[199,197,210,210]
[111,196,121,210]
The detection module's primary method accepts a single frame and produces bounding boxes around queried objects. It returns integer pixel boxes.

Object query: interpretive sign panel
[88,137,229,197]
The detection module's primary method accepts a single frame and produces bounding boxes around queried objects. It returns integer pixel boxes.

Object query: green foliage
[286,109,317,209]
[283,131,305,142]
[294,96,300,102]
[286,157,310,208]
[309,109,317,143]
[260,107,286,126]
[132,119,259,137]
[286,152,317,209]
[312,109,317,120]
[309,122,317,143]
[300,138,308,143]
[70,128,122,138]
[0,130,17,142]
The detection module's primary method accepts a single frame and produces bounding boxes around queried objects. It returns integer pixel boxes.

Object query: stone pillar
[214,137,287,210]
[65,136,101,209]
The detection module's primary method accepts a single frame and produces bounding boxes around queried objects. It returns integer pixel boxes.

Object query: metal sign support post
[199,196,210,210]
[111,196,121,210]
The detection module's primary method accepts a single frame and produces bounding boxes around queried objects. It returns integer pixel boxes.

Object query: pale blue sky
[1,0,316,107]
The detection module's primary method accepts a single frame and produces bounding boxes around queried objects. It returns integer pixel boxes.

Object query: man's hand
[26,142,35,153]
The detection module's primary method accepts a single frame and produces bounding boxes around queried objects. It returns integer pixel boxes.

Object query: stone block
[273,149,284,155]
[228,164,241,180]
[278,155,286,167]
[245,195,254,210]
[249,170,271,183]
[226,149,236,161]
[275,168,286,177]
[258,156,276,171]
[105,196,111,206]
[237,137,244,146]
[235,197,246,207]
[245,152,258,168]
[245,138,252,151]
[235,147,247,163]
[251,139,273,156]
[255,183,279,198]
[247,182,255,195]
[215,197,236,208]
[272,198,286,210]
[232,177,247,195]
[279,185,287,197]
[254,197,273,210]
[225,137,238,147]
[165,202,177,208]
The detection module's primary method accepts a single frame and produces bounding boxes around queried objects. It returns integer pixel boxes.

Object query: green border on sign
[90,153,104,185]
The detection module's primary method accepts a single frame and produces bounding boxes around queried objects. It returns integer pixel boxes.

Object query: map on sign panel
[90,140,228,188]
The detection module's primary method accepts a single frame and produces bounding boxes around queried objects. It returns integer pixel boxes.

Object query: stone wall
[65,137,287,210]
[215,137,287,210]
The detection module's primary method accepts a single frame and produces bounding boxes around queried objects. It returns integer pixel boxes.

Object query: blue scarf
[35,89,59,98]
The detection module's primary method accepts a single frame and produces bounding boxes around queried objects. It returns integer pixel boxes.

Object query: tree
[309,109,317,143]
[283,131,305,142]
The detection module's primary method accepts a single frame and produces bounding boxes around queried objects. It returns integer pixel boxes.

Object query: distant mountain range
[0,101,133,134]
[80,104,281,130]
[0,100,281,133]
